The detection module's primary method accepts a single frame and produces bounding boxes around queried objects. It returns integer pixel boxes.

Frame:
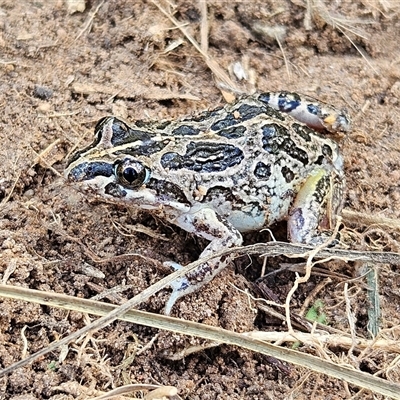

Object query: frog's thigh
[175,206,243,256]
[288,168,335,244]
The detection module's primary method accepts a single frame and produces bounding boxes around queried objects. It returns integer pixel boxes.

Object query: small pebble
[33,85,53,100]
[23,189,35,199]
[37,102,52,113]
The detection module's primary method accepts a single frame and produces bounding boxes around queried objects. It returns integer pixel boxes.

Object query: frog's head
[65,117,189,211]
[67,153,152,199]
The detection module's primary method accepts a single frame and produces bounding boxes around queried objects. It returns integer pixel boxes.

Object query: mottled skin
[66,92,349,313]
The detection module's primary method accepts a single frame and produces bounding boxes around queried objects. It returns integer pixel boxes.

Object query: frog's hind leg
[258,91,351,134]
[287,168,344,245]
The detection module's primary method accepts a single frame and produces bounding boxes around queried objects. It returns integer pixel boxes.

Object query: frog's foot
[161,261,186,314]
[162,261,189,315]
[163,258,231,315]
[288,167,344,245]
[164,275,190,315]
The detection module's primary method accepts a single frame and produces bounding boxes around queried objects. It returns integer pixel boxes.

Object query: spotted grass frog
[65,91,350,313]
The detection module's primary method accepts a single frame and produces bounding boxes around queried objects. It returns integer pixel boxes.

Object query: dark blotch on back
[161,142,244,173]
[322,144,333,158]
[254,161,272,179]
[108,118,170,156]
[292,123,313,142]
[315,145,334,165]
[191,108,223,122]
[210,113,237,131]
[261,123,309,165]
[172,124,200,136]
[211,104,268,131]
[153,120,171,130]
[257,92,271,104]
[202,186,238,206]
[281,166,295,183]
[110,118,153,146]
[236,104,265,121]
[217,125,246,139]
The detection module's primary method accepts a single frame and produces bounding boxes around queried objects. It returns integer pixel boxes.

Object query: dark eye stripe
[67,161,113,182]
[160,142,244,173]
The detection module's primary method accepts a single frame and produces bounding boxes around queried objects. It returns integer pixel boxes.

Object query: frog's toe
[164,276,190,315]
[162,261,188,314]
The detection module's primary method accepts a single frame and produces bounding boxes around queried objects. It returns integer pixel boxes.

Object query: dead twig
[75,0,105,41]
[151,0,240,94]
[1,285,400,398]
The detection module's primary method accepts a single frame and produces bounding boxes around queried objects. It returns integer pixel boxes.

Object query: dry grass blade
[307,0,371,38]
[89,384,179,400]
[342,209,400,232]
[365,264,381,338]
[75,0,105,41]
[307,0,379,73]
[0,242,398,379]
[199,0,209,54]
[246,330,400,353]
[283,221,342,334]
[275,33,291,80]
[0,285,400,399]
[151,0,240,93]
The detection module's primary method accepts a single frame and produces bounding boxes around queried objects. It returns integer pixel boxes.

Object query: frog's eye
[115,159,150,189]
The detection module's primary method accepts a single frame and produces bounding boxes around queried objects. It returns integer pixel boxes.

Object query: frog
[65,91,350,314]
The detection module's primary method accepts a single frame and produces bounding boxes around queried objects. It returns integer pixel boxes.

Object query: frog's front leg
[164,207,243,314]
[288,168,344,244]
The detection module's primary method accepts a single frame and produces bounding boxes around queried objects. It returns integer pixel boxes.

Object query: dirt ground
[1,0,400,399]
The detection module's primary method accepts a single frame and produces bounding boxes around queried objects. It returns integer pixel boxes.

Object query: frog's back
[144,96,343,231]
